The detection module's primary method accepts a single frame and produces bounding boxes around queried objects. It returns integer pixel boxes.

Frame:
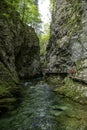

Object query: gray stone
[46,0,87,78]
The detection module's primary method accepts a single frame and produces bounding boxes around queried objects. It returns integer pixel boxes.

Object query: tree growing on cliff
[18,0,41,25]
[4,0,41,30]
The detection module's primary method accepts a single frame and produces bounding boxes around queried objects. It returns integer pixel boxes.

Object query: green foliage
[76,60,81,72]
[6,0,19,8]
[2,13,10,19]
[50,0,54,12]
[39,34,49,55]
[39,23,50,55]
[55,77,83,100]
[3,0,41,29]
[40,31,50,47]
[18,0,41,25]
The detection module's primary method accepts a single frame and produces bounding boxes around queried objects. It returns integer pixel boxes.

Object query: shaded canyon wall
[0,1,41,113]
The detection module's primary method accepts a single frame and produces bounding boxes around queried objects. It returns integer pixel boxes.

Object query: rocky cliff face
[15,25,40,79]
[47,0,87,78]
[46,0,87,103]
[0,1,40,113]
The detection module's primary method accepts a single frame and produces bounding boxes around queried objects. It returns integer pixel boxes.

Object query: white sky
[38,0,51,30]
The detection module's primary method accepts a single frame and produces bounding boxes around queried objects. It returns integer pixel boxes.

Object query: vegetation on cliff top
[1,0,41,30]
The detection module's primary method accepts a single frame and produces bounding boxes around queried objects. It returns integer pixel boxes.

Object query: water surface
[0,80,87,130]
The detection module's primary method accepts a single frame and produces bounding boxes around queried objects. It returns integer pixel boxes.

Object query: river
[0,79,87,130]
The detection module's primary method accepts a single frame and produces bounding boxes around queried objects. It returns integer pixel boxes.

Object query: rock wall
[0,1,40,113]
[47,0,87,79]
[46,0,87,104]
[15,25,40,79]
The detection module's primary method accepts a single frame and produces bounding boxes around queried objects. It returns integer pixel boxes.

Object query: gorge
[1,0,87,130]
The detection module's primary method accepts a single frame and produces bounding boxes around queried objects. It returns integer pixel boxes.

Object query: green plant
[39,23,50,55]
[3,0,41,30]
[2,13,10,20]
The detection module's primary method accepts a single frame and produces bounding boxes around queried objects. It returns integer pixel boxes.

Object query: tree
[18,0,41,28]
[4,0,41,30]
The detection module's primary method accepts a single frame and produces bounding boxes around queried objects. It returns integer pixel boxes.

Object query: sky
[38,0,51,31]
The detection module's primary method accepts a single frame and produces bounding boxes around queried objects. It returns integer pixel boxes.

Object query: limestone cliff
[47,0,87,77]
[47,0,87,103]
[0,1,40,113]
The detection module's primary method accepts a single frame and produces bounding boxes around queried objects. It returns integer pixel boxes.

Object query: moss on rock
[55,77,87,104]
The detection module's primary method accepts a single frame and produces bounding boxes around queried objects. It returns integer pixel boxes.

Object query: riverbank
[47,75,87,105]
[0,81,23,116]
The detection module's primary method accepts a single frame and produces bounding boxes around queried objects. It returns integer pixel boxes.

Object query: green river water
[0,79,87,130]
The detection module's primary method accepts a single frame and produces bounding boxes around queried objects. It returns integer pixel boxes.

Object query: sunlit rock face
[47,0,87,79]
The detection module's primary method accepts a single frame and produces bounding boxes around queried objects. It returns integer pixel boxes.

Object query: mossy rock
[0,79,23,114]
[47,76,64,86]
[0,98,16,104]
[54,77,87,104]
